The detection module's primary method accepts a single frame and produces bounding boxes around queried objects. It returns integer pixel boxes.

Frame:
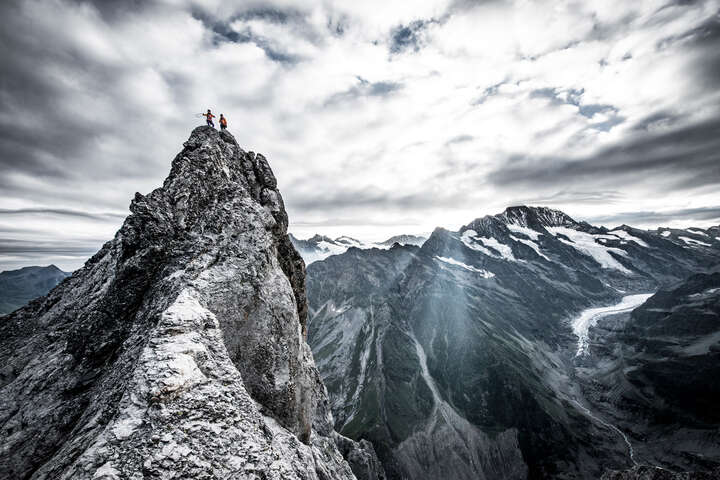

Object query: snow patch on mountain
[460,230,497,257]
[477,236,516,261]
[507,223,543,241]
[460,230,516,261]
[609,230,649,247]
[679,236,711,247]
[510,235,551,261]
[547,227,632,274]
[435,256,495,278]
[688,228,708,237]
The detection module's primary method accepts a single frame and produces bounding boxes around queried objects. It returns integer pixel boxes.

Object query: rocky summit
[0,127,383,480]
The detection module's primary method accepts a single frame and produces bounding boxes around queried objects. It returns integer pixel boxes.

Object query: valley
[304,206,720,479]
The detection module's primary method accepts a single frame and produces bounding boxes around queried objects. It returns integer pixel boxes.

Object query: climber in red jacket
[202,109,215,128]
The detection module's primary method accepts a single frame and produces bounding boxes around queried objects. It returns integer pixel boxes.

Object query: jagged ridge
[0,127,382,480]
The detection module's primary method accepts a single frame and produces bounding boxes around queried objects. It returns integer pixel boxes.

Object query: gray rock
[601,465,720,479]
[0,126,383,480]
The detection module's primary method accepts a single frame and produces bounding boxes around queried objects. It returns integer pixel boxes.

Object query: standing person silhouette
[202,109,215,128]
[219,114,228,131]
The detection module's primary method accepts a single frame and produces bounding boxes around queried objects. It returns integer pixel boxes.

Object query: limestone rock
[0,126,382,480]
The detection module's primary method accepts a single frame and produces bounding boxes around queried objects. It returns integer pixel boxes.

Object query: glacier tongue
[571,294,654,356]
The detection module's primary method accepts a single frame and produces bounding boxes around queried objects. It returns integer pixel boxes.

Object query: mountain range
[1,127,718,479]
[289,233,426,265]
[0,265,70,315]
[305,206,720,479]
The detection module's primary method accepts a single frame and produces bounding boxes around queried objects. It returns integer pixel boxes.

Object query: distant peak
[308,234,335,243]
[500,206,577,228]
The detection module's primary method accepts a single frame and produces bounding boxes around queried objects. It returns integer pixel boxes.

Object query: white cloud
[1,0,719,270]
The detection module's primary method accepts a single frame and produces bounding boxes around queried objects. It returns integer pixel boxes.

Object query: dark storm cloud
[585,206,720,227]
[488,115,720,190]
[0,4,118,181]
[0,1,171,197]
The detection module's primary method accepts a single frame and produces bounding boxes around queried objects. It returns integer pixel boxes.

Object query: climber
[219,114,227,131]
[202,109,215,128]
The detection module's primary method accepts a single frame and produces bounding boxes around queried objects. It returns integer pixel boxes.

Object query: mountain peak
[0,128,380,480]
[500,205,577,228]
[308,234,335,243]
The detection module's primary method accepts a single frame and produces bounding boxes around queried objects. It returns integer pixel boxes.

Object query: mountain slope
[0,127,382,480]
[306,206,720,479]
[0,265,70,315]
[581,271,720,476]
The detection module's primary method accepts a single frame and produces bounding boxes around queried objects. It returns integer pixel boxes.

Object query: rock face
[0,265,70,315]
[0,127,382,480]
[306,206,720,479]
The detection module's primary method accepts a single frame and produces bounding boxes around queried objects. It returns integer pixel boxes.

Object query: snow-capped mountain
[289,233,427,264]
[0,127,383,480]
[305,205,720,479]
[377,234,426,247]
[0,264,70,315]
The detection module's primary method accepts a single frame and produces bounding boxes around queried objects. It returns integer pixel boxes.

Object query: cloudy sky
[1,0,719,271]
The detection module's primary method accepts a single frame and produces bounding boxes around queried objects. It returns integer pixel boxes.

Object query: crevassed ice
[609,230,649,247]
[547,227,632,274]
[679,236,711,247]
[435,256,495,278]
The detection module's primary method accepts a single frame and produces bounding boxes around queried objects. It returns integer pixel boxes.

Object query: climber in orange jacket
[219,114,227,131]
[202,109,215,128]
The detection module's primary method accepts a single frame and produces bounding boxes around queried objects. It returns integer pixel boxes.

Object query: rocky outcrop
[0,126,381,480]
